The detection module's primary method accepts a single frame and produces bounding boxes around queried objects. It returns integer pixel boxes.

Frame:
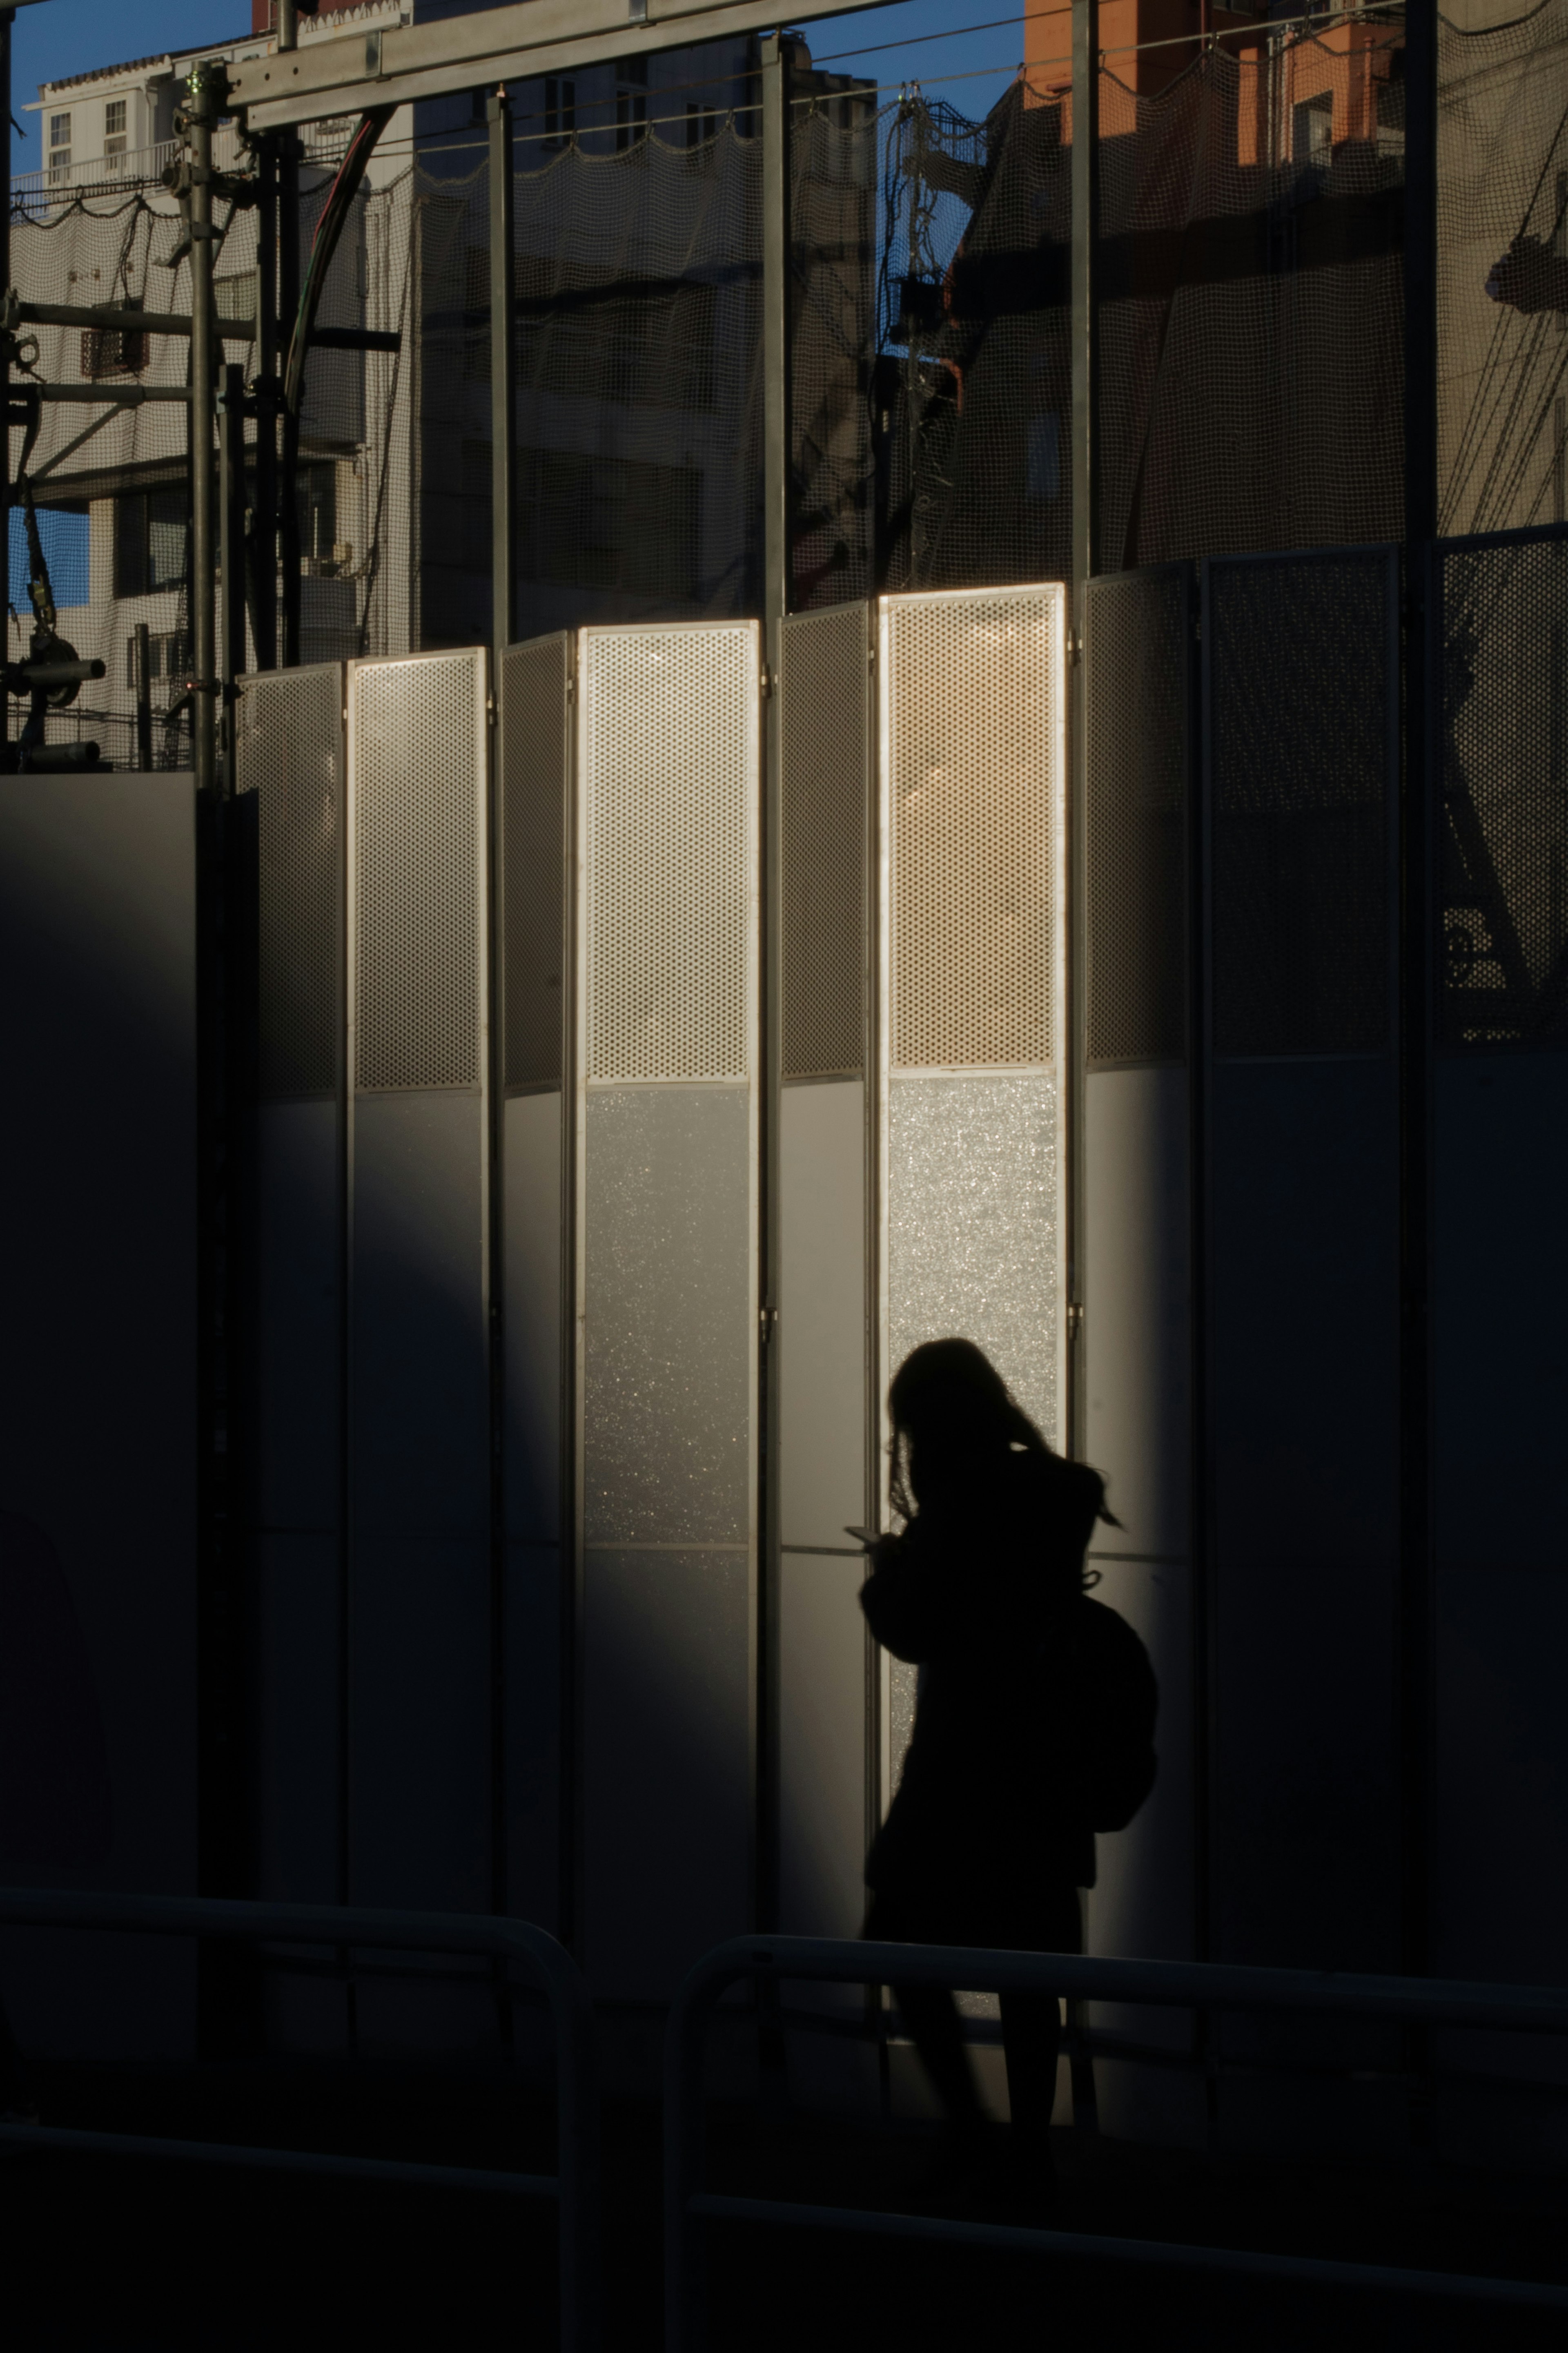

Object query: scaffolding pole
[186,62,223,799]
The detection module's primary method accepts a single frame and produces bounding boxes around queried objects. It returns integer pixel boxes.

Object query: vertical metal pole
[2,6,12,765]
[1067,0,1099,2120]
[135,621,153,771]
[218,364,247,778]
[277,0,298,49]
[758,31,791,1952]
[485,85,515,1954]
[488,88,515,656]
[1399,0,1439,1996]
[1067,0,1097,1463]
[279,136,302,667]
[187,63,221,798]
[252,140,279,673]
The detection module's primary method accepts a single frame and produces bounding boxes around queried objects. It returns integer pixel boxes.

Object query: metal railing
[0,1889,600,2353]
[665,1935,1568,2351]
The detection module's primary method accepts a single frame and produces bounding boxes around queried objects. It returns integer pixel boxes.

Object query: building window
[82,300,147,381]
[124,629,190,691]
[48,112,71,182]
[686,103,718,158]
[615,90,648,152]
[545,78,576,149]
[1292,91,1332,169]
[104,97,127,168]
[114,486,186,599]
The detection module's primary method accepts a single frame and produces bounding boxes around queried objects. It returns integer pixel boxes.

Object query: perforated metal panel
[780,603,869,1081]
[881,587,1063,1070]
[580,623,758,1084]
[499,634,570,1092]
[1436,530,1568,1050]
[236,663,344,1102]
[349,650,486,1092]
[1085,569,1190,1067]
[1207,552,1395,1060]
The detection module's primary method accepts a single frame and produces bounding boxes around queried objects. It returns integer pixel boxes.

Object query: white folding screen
[345,649,493,1961]
[575,622,761,1998]
[776,586,1068,1977]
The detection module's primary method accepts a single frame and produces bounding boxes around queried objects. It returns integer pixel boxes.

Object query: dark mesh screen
[1437,529,1568,1049]
[1085,566,1191,1066]
[789,81,880,610]
[1208,551,1395,1060]
[1098,40,1405,573]
[499,633,571,1090]
[235,663,344,1102]
[780,600,868,1079]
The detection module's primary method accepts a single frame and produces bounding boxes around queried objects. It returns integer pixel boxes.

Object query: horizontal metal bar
[0,1888,561,1974]
[0,2121,558,2200]
[15,308,398,356]
[693,1937,1568,2039]
[19,301,209,339]
[312,326,402,352]
[8,384,193,406]
[688,2195,1568,2313]
[233,0,895,128]
[0,1888,600,2353]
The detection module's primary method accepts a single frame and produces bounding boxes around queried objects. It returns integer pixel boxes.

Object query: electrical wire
[283,103,394,415]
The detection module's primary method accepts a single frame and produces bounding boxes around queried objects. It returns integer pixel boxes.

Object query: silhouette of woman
[860,1338,1113,2205]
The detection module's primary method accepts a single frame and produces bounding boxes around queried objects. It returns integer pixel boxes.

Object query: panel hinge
[760,1304,778,1343]
[1066,1301,1084,1342]
[1193,616,1203,643]
[1068,631,1082,665]
[759,666,773,697]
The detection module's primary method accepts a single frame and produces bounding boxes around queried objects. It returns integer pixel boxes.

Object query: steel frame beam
[229,0,896,127]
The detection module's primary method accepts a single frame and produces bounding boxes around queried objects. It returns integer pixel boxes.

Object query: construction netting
[9,9,1568,767]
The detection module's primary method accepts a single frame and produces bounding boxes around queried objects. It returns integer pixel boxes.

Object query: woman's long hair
[886,1336,1117,1542]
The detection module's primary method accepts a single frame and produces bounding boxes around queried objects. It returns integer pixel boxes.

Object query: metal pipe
[16,300,238,339]
[278,0,299,50]
[1067,0,1097,1463]
[757,27,790,1952]
[666,1934,1568,2352]
[218,363,247,775]
[2,6,12,773]
[135,621,153,769]
[685,2192,1568,2315]
[2,383,194,404]
[0,2119,557,2201]
[488,87,515,654]
[485,82,515,1942]
[186,62,223,797]
[279,134,302,667]
[252,141,279,671]
[0,1887,602,2353]
[1398,0,1439,2132]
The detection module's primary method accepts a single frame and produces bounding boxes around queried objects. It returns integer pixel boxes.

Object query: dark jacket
[860,1448,1103,1900]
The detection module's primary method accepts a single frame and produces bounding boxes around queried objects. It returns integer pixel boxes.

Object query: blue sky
[11,0,1025,172]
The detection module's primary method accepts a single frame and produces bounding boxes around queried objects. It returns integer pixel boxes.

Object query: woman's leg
[997,1990,1062,2148]
[998,1881,1080,2166]
[865,1891,982,2127]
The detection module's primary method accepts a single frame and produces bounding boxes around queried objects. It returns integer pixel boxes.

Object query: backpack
[1050,1595,1159,1833]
